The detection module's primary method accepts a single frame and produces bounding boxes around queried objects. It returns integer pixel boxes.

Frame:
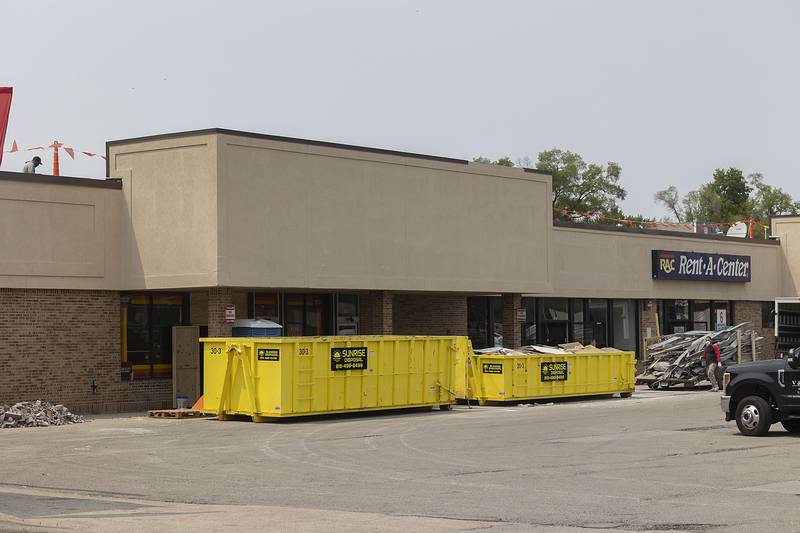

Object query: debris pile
[475,343,624,356]
[639,323,761,388]
[0,401,85,428]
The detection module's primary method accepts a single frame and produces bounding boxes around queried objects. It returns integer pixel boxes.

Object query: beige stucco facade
[107,129,554,294]
[0,174,122,289]
[2,129,798,300]
[215,132,553,293]
[550,224,783,301]
[772,216,800,297]
[108,133,220,290]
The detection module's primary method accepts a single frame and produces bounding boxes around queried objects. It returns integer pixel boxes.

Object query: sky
[2,1,798,218]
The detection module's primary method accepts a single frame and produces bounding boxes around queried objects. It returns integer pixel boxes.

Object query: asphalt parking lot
[2,386,800,533]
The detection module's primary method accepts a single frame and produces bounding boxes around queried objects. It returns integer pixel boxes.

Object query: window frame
[120,292,189,379]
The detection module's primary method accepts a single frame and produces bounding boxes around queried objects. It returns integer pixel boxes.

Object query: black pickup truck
[722,348,800,436]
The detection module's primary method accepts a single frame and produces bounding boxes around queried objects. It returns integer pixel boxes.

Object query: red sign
[0,87,12,167]
[224,304,236,324]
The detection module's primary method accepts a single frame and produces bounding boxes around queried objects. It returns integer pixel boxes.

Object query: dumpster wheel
[439,404,453,411]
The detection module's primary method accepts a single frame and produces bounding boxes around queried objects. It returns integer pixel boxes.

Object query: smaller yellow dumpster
[456,349,636,405]
[202,335,472,421]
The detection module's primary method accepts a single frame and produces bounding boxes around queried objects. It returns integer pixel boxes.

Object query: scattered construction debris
[638,322,761,389]
[148,408,207,419]
[475,343,624,356]
[0,401,85,428]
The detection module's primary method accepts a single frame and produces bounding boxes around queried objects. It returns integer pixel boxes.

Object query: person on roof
[702,336,722,392]
[22,156,42,174]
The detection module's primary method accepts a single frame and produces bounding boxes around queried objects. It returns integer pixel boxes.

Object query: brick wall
[208,287,234,337]
[639,299,659,360]
[359,291,393,334]
[734,300,776,360]
[0,289,172,414]
[393,294,467,336]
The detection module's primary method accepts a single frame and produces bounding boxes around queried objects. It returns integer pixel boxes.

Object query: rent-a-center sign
[651,250,751,282]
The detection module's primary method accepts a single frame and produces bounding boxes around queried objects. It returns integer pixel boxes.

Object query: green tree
[654,169,798,235]
[709,167,751,222]
[682,184,722,223]
[472,156,514,167]
[535,149,626,213]
[653,185,683,222]
[748,173,799,221]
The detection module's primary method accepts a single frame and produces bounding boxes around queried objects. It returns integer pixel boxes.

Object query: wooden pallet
[147,408,207,419]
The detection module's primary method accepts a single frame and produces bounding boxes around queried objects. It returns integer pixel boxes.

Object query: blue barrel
[231,319,283,337]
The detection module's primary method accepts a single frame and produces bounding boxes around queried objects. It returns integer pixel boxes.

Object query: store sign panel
[651,250,751,282]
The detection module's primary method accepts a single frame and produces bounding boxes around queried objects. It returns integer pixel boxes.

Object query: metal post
[737,330,742,364]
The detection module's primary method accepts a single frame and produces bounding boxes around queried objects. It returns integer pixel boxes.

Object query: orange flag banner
[82,151,96,157]
[64,147,75,159]
[9,139,18,153]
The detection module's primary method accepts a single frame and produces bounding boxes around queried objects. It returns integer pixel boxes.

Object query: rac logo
[659,258,675,273]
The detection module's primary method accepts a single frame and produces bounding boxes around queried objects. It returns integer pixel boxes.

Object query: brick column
[359,291,393,335]
[734,301,775,360]
[208,287,234,337]
[639,299,659,359]
[502,293,522,348]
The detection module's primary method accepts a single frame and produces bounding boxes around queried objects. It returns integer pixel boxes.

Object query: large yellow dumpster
[457,351,636,404]
[202,335,471,420]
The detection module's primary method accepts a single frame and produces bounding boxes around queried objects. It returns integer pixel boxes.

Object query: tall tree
[709,167,751,222]
[535,149,626,213]
[682,185,722,223]
[654,169,798,229]
[748,173,800,220]
[653,185,683,222]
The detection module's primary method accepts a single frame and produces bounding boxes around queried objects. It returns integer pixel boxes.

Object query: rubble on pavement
[639,322,761,387]
[0,400,85,428]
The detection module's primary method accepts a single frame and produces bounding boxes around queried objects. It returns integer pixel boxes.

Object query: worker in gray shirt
[22,156,42,173]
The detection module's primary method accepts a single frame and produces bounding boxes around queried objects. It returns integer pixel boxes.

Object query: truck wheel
[620,392,633,398]
[781,420,800,433]
[735,396,772,436]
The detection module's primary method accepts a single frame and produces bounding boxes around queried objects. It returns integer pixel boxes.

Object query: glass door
[335,294,359,335]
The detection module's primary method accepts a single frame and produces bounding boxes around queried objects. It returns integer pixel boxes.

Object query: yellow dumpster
[457,351,636,405]
[202,335,471,420]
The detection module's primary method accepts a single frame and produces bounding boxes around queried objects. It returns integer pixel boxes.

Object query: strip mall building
[2,128,799,412]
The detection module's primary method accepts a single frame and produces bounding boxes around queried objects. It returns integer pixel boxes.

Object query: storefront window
[692,301,711,331]
[570,299,585,344]
[121,293,187,379]
[467,297,502,349]
[284,294,329,336]
[254,292,280,322]
[611,299,636,351]
[468,297,490,349]
[125,296,150,366]
[585,299,608,347]
[660,299,731,334]
[538,298,569,346]
[493,298,503,347]
[665,300,691,333]
[713,301,730,330]
[521,297,537,345]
